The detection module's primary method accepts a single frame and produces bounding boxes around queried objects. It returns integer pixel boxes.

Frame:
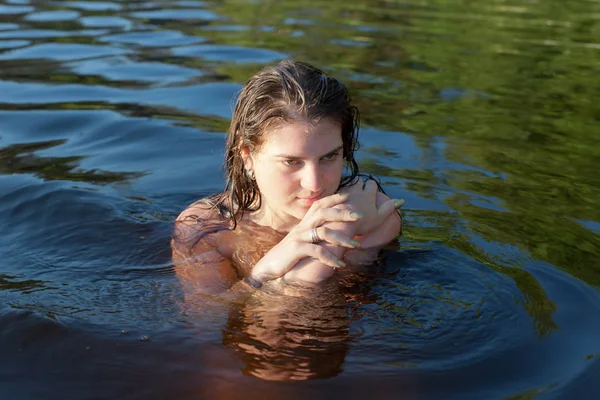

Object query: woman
[172,60,403,293]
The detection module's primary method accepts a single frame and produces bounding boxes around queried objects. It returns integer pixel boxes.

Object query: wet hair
[211,60,361,227]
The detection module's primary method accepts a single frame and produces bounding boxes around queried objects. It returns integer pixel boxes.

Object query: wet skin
[172,119,402,293]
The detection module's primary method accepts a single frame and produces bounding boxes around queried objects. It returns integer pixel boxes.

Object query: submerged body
[172,190,401,293]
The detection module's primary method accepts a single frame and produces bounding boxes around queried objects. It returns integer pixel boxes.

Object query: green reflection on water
[205,0,600,287]
[0,274,49,294]
[181,0,600,334]
[0,140,143,184]
[2,0,598,337]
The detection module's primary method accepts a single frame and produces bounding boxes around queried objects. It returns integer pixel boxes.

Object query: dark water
[1,0,600,398]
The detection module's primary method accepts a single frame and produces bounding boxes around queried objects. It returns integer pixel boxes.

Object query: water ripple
[130,9,222,21]
[68,57,205,85]
[78,16,133,29]
[55,1,123,12]
[0,39,29,49]
[0,29,77,38]
[0,0,599,397]
[24,10,81,22]
[0,80,241,119]
[0,43,130,61]
[0,5,34,14]
[0,22,19,30]
[171,44,288,63]
[99,30,205,47]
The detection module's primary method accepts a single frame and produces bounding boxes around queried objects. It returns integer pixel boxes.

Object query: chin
[291,207,309,220]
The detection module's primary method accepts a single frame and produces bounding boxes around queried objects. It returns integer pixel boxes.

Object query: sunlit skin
[172,118,402,289]
[240,118,401,283]
[242,118,345,232]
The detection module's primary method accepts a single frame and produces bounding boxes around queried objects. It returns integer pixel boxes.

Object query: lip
[298,194,321,201]
[297,192,323,206]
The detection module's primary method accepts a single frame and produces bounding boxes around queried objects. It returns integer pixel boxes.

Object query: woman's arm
[172,245,238,294]
[343,191,402,266]
[172,204,239,294]
[247,193,361,285]
[279,219,357,283]
[281,181,403,283]
[173,188,402,291]
[354,191,402,248]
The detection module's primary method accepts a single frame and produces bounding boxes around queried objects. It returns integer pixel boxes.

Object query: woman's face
[242,118,344,229]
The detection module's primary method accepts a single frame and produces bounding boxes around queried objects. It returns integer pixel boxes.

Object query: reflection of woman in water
[172,60,403,292]
[222,284,352,381]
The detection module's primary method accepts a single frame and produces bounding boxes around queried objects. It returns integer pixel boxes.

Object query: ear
[241,146,254,171]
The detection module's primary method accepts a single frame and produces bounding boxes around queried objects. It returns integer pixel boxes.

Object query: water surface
[1,0,599,398]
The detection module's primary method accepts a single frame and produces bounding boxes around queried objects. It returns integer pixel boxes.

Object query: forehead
[258,119,342,156]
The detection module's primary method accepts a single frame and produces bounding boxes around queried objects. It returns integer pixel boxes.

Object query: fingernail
[350,212,363,219]
[350,239,361,248]
[337,260,346,267]
[394,199,405,208]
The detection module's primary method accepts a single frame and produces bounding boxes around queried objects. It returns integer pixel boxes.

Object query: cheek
[256,168,295,196]
[325,161,343,181]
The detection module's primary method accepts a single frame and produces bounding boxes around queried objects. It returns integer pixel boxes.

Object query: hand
[250,193,362,283]
[338,179,403,236]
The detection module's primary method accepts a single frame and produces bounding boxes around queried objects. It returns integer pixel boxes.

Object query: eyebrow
[274,145,344,160]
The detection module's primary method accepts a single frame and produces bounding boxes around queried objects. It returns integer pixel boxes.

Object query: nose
[300,163,322,192]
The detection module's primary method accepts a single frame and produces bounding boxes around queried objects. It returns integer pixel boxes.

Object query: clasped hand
[250,179,402,284]
[250,192,360,282]
[336,179,401,235]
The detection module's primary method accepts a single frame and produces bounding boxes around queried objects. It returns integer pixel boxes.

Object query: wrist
[249,259,274,283]
[283,257,334,283]
[244,274,263,289]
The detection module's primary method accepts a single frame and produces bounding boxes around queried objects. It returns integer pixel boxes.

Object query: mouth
[296,192,323,206]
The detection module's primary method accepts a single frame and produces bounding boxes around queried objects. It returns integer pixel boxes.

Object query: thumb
[377,198,405,219]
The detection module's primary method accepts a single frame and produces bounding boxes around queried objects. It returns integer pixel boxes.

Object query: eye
[322,152,340,162]
[283,159,300,167]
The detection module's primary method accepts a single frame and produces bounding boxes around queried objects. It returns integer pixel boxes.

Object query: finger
[364,179,379,194]
[306,226,320,244]
[310,207,362,226]
[376,198,401,220]
[317,227,361,249]
[310,245,347,269]
[338,179,362,196]
[310,192,349,211]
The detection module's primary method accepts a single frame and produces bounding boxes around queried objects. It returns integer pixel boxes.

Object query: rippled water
[1,0,599,398]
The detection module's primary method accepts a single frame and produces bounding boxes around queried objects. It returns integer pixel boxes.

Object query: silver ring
[310,227,320,244]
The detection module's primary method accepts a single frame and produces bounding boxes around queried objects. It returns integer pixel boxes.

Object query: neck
[249,200,299,232]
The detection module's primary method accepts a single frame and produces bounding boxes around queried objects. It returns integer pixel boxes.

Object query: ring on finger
[310,227,321,244]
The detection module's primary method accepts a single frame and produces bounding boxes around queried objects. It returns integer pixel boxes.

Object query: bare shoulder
[172,198,239,294]
[176,198,223,222]
[172,197,232,256]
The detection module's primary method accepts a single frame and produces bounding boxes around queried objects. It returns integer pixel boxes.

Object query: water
[1,0,599,398]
